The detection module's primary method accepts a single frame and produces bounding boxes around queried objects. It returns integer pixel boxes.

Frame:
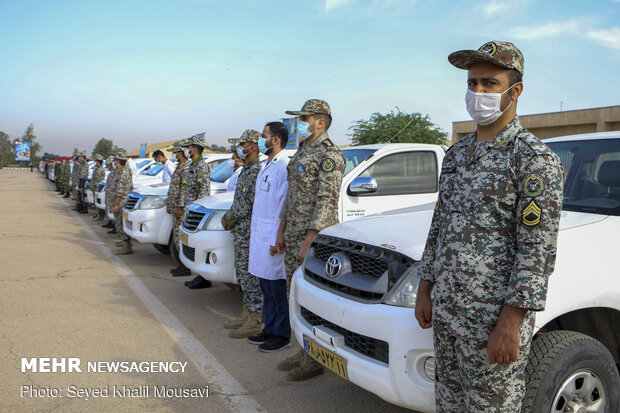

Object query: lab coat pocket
[254,217,276,245]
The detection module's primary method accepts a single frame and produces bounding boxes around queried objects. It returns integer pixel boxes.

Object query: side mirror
[349,176,378,194]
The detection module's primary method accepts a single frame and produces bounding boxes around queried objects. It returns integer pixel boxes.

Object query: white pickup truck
[121,153,233,257]
[179,143,446,285]
[93,158,156,212]
[289,131,620,413]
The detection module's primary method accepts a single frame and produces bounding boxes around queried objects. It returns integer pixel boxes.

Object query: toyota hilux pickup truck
[121,153,233,257]
[289,131,620,413]
[179,143,446,285]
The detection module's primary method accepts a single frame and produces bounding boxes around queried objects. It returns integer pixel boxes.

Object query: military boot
[115,241,125,247]
[276,348,305,371]
[229,311,262,338]
[115,240,133,255]
[224,306,249,329]
[287,354,324,381]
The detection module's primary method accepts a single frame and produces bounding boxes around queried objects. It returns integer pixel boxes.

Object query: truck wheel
[153,243,170,255]
[523,330,620,413]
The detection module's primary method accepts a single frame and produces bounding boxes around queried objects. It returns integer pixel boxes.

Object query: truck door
[341,150,439,221]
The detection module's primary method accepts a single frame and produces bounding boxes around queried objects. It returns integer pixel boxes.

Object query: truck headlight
[138,195,167,210]
[383,265,421,308]
[200,210,227,231]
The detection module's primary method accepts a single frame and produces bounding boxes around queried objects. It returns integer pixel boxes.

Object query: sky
[1,0,619,156]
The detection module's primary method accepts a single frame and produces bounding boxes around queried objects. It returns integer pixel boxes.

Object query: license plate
[303,335,348,380]
[180,230,189,246]
[122,211,128,220]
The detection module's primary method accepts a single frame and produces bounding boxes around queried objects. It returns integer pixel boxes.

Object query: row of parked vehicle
[82,132,619,413]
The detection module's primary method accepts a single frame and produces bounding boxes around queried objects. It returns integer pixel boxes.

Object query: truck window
[358,151,438,196]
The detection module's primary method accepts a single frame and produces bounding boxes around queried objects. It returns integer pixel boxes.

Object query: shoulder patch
[523,174,545,197]
[522,199,542,227]
[321,158,335,173]
[297,163,306,175]
[321,139,334,148]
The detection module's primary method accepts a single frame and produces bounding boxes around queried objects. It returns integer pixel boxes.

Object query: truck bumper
[123,208,172,245]
[290,266,436,412]
[179,228,236,284]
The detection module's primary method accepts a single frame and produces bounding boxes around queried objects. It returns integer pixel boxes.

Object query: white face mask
[465,83,518,126]
[183,149,191,159]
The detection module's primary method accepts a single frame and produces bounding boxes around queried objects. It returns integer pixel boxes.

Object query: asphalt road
[0,169,418,413]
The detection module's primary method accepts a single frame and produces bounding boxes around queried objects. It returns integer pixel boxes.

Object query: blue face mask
[258,137,269,154]
[236,146,248,159]
[297,120,314,139]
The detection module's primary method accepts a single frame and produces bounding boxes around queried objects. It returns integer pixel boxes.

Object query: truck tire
[523,330,620,413]
[153,243,170,255]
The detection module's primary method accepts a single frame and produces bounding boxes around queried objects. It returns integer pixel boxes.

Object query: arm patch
[321,158,335,172]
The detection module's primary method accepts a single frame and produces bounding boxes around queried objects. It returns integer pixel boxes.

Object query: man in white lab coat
[247,122,291,352]
[153,149,176,183]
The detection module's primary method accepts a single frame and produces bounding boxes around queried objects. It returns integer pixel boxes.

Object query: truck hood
[320,205,609,261]
[133,182,170,196]
[321,205,436,261]
[193,191,234,210]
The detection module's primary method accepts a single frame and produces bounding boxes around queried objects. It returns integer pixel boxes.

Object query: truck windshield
[211,161,235,183]
[140,162,163,176]
[342,149,375,176]
[548,139,620,216]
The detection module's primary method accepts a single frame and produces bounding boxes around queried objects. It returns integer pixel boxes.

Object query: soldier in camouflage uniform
[221,130,263,338]
[103,159,117,230]
[414,41,563,412]
[111,149,134,255]
[71,155,82,210]
[54,161,62,192]
[62,158,71,197]
[180,135,212,289]
[91,154,106,221]
[166,145,191,276]
[275,99,346,381]
[77,152,90,214]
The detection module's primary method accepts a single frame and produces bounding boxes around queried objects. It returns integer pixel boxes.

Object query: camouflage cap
[114,148,128,160]
[285,99,331,118]
[94,154,104,162]
[448,40,524,76]
[183,134,208,148]
[78,151,88,158]
[167,145,184,153]
[228,129,261,146]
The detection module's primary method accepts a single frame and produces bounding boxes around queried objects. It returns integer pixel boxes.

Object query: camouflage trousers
[172,213,182,247]
[433,305,535,413]
[284,228,305,294]
[233,229,262,314]
[114,211,130,241]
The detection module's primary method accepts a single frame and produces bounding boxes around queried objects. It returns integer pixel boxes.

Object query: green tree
[92,137,114,158]
[19,124,41,160]
[210,144,229,152]
[349,108,447,146]
[0,131,13,168]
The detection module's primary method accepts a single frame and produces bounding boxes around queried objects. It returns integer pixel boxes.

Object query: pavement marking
[205,305,235,320]
[69,204,265,413]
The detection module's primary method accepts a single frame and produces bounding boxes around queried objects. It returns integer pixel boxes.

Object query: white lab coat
[162,159,176,183]
[227,167,241,192]
[248,153,289,280]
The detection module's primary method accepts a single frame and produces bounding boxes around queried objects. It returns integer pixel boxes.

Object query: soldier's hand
[220,216,230,231]
[275,228,286,254]
[487,305,527,364]
[174,207,183,219]
[414,280,434,329]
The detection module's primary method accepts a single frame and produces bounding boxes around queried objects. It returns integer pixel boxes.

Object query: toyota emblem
[325,255,342,278]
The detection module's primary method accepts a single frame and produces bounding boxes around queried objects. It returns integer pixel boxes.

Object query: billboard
[281,117,298,149]
[15,141,31,161]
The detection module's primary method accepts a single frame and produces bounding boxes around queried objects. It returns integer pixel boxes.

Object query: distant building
[452,105,620,144]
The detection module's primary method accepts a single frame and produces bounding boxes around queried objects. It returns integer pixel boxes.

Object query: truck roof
[544,131,620,143]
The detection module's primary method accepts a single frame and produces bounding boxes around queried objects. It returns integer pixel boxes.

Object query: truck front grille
[125,195,140,211]
[182,244,195,261]
[301,306,389,365]
[306,235,414,302]
[182,210,206,232]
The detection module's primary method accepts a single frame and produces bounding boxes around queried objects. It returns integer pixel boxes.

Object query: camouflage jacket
[105,169,117,197]
[79,161,89,179]
[114,164,133,203]
[225,157,261,236]
[280,131,346,233]
[184,157,210,206]
[54,163,61,179]
[91,165,105,187]
[71,162,81,184]
[62,163,71,185]
[166,160,189,211]
[415,117,563,311]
